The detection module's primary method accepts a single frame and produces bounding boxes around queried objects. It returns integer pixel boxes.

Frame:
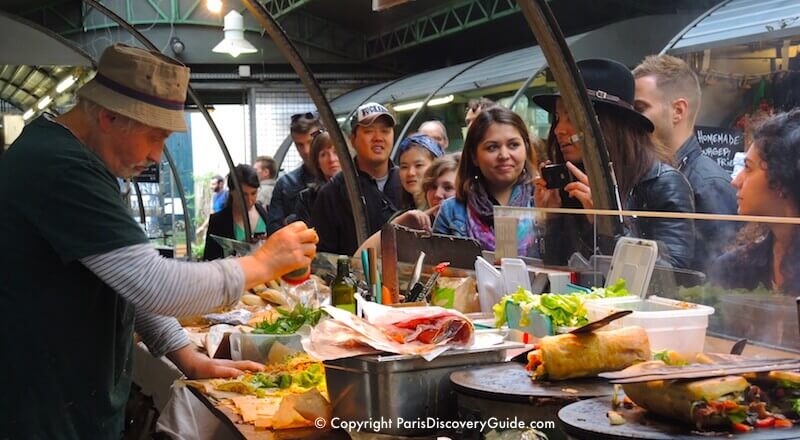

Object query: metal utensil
[407,251,426,297]
[569,310,633,335]
[730,338,748,355]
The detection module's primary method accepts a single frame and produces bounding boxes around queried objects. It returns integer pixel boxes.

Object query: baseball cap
[350,102,396,130]
[77,43,189,132]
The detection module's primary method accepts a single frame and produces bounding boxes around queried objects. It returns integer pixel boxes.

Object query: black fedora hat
[532,58,654,133]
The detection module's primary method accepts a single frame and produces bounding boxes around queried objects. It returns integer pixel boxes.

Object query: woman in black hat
[533,59,696,269]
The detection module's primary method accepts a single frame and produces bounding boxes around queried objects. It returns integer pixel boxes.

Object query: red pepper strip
[774,419,793,428]
[733,423,752,433]
[755,417,775,428]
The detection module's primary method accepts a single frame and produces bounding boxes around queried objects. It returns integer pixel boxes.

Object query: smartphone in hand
[541,163,574,189]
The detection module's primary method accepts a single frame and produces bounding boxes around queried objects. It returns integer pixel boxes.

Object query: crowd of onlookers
[201,54,800,295]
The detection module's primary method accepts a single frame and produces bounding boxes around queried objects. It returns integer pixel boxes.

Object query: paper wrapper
[301,295,475,361]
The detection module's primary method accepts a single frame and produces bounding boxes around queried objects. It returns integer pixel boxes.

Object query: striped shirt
[82,244,245,356]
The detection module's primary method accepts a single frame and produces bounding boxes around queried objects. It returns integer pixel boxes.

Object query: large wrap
[527,326,650,380]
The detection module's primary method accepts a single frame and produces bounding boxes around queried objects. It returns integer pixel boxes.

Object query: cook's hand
[251,222,318,282]
[168,345,264,379]
[393,209,432,232]
[563,162,595,222]
[534,161,562,208]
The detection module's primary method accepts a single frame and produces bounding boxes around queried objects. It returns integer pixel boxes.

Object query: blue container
[504,301,554,337]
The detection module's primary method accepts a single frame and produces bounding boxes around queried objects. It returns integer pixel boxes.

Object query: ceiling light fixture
[393,94,454,112]
[212,10,257,58]
[207,0,223,13]
[55,75,77,93]
[36,96,52,110]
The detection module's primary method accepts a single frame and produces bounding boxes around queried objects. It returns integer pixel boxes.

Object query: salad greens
[493,279,630,328]
[252,303,323,334]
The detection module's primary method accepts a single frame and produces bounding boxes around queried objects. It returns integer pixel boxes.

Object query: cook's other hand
[534,161,562,209]
[167,345,265,379]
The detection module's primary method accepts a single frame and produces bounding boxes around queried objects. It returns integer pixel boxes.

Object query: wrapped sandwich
[742,370,800,421]
[525,326,650,380]
[623,363,797,431]
[623,373,751,430]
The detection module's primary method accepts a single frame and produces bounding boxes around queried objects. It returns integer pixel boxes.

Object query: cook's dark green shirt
[0,116,148,439]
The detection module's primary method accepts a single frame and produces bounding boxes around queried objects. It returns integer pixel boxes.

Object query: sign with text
[695,126,744,173]
[133,163,160,183]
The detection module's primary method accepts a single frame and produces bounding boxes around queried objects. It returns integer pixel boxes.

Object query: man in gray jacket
[634,55,738,272]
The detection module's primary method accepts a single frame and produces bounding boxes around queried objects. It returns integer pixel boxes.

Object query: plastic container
[504,301,553,338]
[585,295,714,353]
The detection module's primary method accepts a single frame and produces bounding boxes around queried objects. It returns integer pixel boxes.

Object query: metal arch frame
[516,0,622,239]
[81,0,249,250]
[242,0,371,245]
[391,54,496,160]
[658,0,731,55]
[272,73,413,172]
[509,66,546,108]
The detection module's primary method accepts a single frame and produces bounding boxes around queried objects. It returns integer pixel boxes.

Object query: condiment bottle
[331,256,357,313]
[281,265,311,285]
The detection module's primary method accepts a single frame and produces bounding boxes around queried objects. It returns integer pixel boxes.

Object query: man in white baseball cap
[0,43,318,439]
[312,102,402,255]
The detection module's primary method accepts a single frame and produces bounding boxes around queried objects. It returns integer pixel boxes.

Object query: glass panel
[494,206,800,353]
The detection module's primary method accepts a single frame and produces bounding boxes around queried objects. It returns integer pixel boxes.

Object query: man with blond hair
[634,54,737,271]
[0,44,317,439]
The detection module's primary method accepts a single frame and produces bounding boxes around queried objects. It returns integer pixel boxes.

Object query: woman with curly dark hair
[709,109,800,294]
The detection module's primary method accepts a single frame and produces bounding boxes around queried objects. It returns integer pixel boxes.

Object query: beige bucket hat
[77,43,190,132]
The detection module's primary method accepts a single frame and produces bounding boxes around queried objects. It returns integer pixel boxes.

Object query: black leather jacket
[625,161,696,269]
[676,136,739,271]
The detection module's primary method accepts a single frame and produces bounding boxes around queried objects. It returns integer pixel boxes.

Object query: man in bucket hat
[0,44,318,439]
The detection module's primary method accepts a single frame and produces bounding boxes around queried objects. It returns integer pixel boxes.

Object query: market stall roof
[331,13,696,115]
[666,0,800,55]
[0,11,93,111]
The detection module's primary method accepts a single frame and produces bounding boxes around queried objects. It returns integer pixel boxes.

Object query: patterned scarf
[466,169,536,255]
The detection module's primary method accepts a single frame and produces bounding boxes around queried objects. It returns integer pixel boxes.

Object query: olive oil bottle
[331,256,357,313]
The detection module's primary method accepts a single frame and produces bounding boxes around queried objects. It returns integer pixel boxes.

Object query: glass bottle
[331,256,357,313]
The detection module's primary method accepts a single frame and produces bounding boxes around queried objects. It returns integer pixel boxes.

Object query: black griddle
[558,396,800,440]
[450,362,614,402]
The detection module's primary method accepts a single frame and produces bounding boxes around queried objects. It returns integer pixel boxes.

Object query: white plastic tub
[584,296,715,353]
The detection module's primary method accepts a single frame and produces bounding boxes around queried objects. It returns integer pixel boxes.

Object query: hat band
[587,88,633,110]
[94,73,185,111]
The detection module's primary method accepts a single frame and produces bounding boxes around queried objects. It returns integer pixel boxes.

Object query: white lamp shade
[212,10,257,57]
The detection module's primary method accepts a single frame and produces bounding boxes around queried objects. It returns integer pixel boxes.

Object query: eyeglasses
[291,111,317,122]
[310,128,327,138]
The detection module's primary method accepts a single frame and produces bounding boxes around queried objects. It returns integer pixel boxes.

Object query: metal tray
[323,341,521,436]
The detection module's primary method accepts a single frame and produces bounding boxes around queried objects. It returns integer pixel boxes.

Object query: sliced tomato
[755,417,775,428]
[733,423,752,432]
[774,419,793,428]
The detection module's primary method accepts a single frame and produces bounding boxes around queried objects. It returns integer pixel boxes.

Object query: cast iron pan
[450,362,613,403]
[558,396,800,440]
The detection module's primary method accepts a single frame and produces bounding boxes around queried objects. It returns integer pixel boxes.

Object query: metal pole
[243,0,370,245]
[132,179,147,226]
[516,0,622,239]
[248,87,258,163]
[81,0,253,241]
[163,146,193,260]
[392,55,494,159]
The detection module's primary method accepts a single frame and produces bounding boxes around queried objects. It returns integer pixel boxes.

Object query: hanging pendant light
[212,10,257,58]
